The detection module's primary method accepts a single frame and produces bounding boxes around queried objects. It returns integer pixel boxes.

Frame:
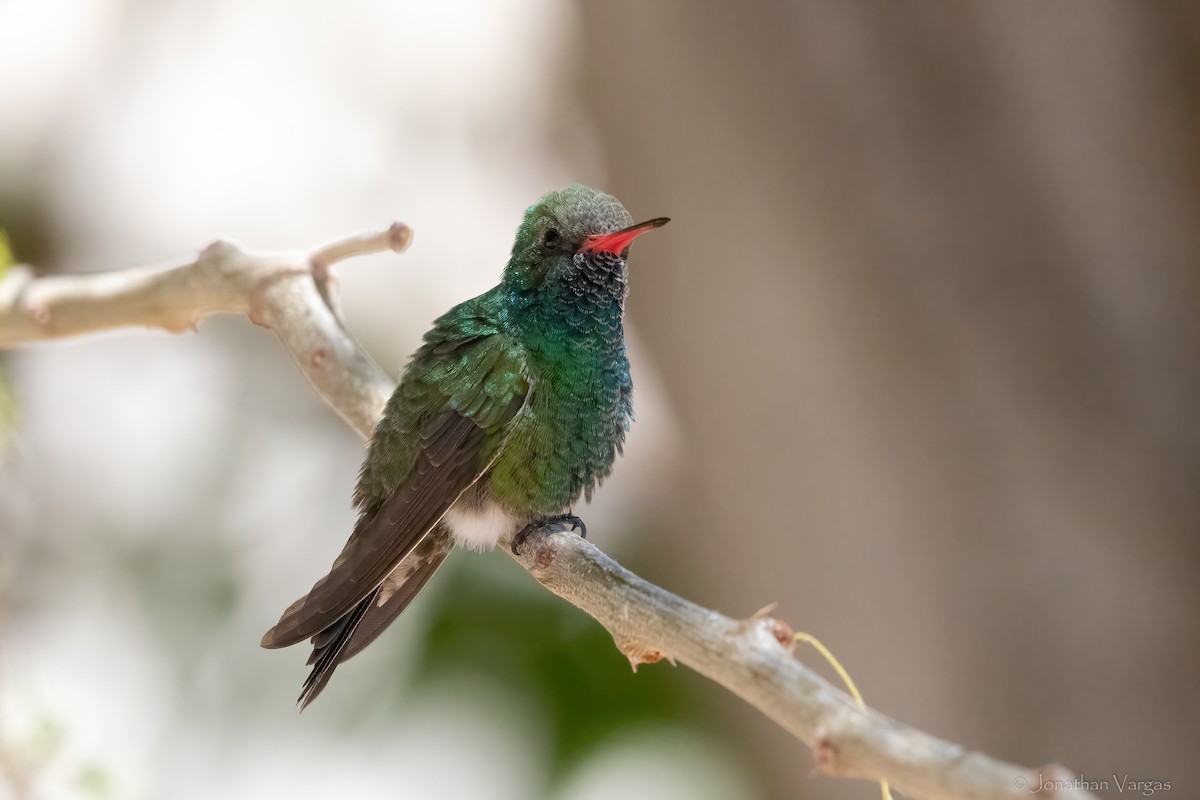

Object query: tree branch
[0,225,409,436]
[0,228,1098,800]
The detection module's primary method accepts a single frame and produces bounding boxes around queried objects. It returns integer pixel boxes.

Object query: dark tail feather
[340,536,450,661]
[298,591,373,709]
[296,531,452,710]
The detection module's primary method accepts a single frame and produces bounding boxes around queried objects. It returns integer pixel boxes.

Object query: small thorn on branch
[199,239,239,261]
[751,602,779,618]
[159,311,201,334]
[769,618,796,649]
[532,541,556,570]
[26,301,51,327]
[743,604,796,651]
[613,633,668,671]
[813,731,840,774]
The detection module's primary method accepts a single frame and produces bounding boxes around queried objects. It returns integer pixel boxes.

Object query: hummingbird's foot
[511,513,588,555]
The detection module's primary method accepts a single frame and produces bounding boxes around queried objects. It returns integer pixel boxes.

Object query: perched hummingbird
[261,184,668,707]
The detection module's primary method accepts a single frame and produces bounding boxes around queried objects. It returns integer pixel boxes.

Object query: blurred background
[1,1,1198,798]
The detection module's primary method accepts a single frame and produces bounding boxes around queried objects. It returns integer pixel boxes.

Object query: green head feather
[502,184,633,292]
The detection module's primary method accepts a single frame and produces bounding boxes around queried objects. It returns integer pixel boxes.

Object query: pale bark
[0,231,1098,800]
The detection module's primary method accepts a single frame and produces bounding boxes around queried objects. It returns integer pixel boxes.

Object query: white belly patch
[443,503,517,551]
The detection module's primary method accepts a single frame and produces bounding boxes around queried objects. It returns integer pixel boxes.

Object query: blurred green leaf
[77,763,114,799]
[0,364,16,451]
[0,228,12,279]
[412,554,711,779]
[29,713,67,760]
[109,530,242,667]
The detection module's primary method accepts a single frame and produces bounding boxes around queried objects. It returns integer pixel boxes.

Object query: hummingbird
[261,184,669,707]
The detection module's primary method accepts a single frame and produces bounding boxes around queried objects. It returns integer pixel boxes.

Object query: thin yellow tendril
[794,631,894,800]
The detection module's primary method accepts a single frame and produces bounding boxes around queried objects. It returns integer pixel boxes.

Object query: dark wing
[260,328,530,655]
[260,409,488,648]
[297,527,452,708]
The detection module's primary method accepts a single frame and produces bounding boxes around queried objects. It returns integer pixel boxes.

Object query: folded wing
[260,327,530,706]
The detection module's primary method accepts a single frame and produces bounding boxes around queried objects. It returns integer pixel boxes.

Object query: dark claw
[511,512,588,555]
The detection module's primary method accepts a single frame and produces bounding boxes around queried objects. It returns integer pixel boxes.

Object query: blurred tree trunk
[578,2,1200,798]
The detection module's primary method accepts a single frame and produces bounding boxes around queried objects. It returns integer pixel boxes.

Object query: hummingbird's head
[502,184,668,303]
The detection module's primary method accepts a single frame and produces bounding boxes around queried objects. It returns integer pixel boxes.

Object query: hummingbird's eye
[542,228,561,249]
